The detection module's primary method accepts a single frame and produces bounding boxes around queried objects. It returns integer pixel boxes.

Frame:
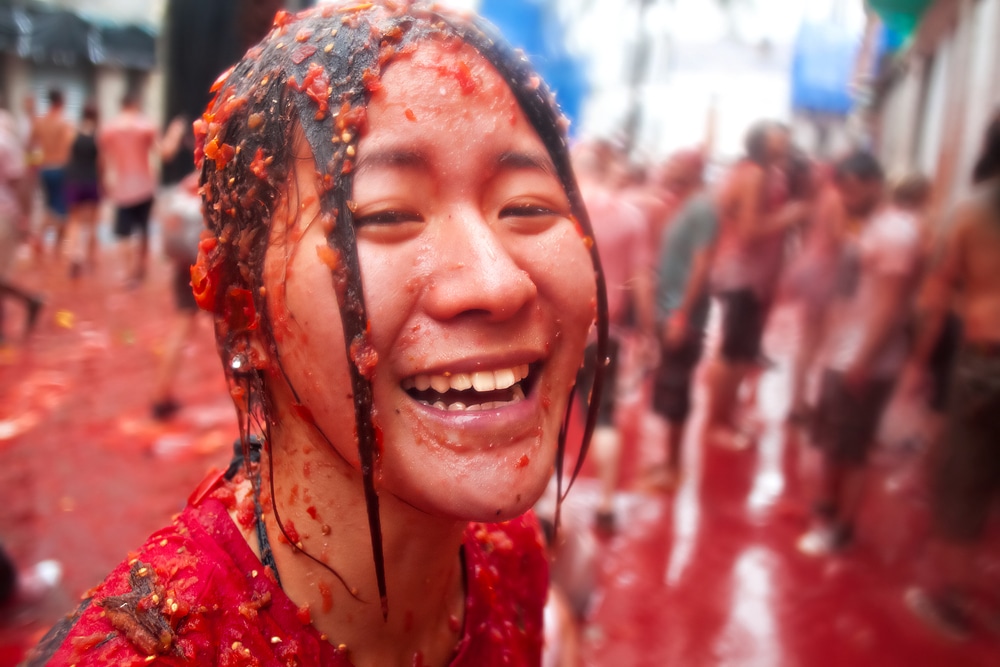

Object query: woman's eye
[353,209,424,226]
[499,204,559,219]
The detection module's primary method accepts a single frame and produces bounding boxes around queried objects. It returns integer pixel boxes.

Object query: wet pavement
[1,246,999,665]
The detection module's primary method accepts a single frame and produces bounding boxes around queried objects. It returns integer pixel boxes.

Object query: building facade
[872,0,1000,210]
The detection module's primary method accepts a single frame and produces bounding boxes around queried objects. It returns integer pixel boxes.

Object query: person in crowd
[150,170,204,420]
[98,90,158,285]
[574,140,653,532]
[798,153,924,556]
[63,102,103,278]
[28,89,74,258]
[903,113,1000,639]
[778,155,840,423]
[26,3,607,664]
[0,108,43,343]
[649,150,713,490]
[706,121,804,449]
[653,149,707,248]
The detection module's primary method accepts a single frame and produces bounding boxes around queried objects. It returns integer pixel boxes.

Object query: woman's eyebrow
[496,150,557,178]
[354,149,427,176]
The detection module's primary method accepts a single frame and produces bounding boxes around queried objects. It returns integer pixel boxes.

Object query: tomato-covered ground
[0,244,998,666]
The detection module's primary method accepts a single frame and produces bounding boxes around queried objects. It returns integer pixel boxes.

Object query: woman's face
[263,40,596,521]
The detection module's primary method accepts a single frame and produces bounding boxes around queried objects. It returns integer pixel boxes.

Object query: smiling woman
[25,3,607,667]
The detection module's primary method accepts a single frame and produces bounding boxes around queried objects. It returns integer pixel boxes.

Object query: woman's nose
[422,212,537,322]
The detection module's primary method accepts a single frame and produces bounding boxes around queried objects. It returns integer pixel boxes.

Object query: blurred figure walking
[0,109,43,343]
[799,152,924,556]
[904,113,1000,639]
[706,121,803,448]
[28,89,73,258]
[98,91,157,286]
[649,150,713,490]
[63,102,103,278]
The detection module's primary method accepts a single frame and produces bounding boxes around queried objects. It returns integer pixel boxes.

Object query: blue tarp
[478,0,587,134]
[790,22,859,116]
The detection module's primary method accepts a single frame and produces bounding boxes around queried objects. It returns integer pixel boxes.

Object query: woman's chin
[392,462,552,525]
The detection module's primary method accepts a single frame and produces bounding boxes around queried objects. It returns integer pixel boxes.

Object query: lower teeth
[426,384,526,412]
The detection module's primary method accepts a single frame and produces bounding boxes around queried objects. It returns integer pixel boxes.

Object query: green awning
[867,0,935,37]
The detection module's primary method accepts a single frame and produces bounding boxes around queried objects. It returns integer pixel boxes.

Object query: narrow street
[0,246,998,665]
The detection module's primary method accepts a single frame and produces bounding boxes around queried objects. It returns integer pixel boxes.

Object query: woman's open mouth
[401,363,537,412]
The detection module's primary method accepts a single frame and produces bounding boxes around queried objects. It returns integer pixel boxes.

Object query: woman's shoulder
[24,486,348,667]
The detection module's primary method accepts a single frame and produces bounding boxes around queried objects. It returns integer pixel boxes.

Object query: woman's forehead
[375,39,514,107]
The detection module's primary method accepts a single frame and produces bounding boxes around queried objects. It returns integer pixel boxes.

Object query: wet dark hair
[973,111,1000,184]
[744,120,785,165]
[195,2,607,618]
[81,101,98,124]
[834,150,884,184]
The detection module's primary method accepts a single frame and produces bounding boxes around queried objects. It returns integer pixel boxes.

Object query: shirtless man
[98,91,157,285]
[905,114,1000,639]
[706,121,803,448]
[28,89,74,256]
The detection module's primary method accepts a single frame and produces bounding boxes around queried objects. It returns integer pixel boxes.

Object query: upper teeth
[403,364,530,393]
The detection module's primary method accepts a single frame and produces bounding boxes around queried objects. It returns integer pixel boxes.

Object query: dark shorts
[931,347,1000,542]
[927,313,962,413]
[811,369,894,467]
[114,198,154,238]
[717,289,769,363]
[65,180,100,207]
[40,167,67,218]
[577,338,620,427]
[652,298,709,423]
[173,262,197,312]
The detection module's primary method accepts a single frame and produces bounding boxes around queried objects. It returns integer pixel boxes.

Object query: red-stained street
[1,248,999,666]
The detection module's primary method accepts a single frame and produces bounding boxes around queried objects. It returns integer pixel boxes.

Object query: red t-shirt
[28,480,548,666]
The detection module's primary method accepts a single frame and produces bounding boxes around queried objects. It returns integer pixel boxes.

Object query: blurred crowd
[549,112,1000,650]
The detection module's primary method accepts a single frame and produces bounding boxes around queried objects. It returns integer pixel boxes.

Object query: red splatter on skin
[296,604,312,625]
[404,108,416,122]
[306,505,319,520]
[292,403,317,426]
[318,581,333,613]
[515,455,530,469]
[284,520,301,544]
[436,60,477,94]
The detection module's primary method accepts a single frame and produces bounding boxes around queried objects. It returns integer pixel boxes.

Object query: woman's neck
[259,427,468,667]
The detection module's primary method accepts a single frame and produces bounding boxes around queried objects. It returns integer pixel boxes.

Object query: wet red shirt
[34,483,548,666]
